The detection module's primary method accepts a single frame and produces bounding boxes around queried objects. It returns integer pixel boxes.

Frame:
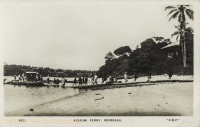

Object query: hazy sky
[3,1,193,70]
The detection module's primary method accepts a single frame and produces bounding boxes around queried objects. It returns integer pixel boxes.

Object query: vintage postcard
[0,0,200,127]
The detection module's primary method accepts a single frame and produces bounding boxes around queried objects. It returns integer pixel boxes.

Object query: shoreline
[6,82,193,116]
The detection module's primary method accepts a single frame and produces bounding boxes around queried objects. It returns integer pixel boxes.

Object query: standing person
[22,73,25,82]
[73,77,77,86]
[79,77,82,86]
[62,77,66,86]
[134,73,138,82]
[94,74,98,85]
[55,78,58,84]
[110,75,113,83]
[37,74,40,82]
[24,75,27,82]
[85,76,88,85]
[57,78,60,85]
[18,74,22,82]
[54,78,56,84]
[102,75,107,84]
[106,75,111,83]
[82,77,85,85]
[168,69,173,80]
[65,78,67,84]
[114,77,117,83]
[124,72,128,83]
[91,76,94,85]
[16,74,19,81]
[102,77,104,84]
[107,75,113,83]
[147,72,151,82]
[40,75,43,82]
[14,75,16,80]
[36,74,39,82]
[47,74,50,83]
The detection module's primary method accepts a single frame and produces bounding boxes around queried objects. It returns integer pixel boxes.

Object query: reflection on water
[4,76,79,115]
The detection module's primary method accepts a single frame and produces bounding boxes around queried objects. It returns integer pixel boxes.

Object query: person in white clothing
[124,72,128,83]
[94,74,98,85]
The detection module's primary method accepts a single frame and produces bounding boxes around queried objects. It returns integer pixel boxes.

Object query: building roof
[161,41,179,49]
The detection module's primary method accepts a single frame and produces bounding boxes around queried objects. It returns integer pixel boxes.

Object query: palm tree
[172,27,193,61]
[172,26,193,41]
[165,5,194,67]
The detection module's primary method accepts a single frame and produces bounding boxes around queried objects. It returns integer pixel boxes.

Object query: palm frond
[168,11,179,21]
[174,25,180,29]
[167,9,178,16]
[185,9,194,20]
[165,6,176,10]
[171,31,180,37]
[176,34,180,41]
[177,5,190,7]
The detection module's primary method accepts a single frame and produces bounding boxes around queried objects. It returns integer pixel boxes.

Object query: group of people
[72,74,120,86]
[104,75,117,83]
[53,77,66,86]
[73,76,88,86]
[122,70,174,83]
[14,74,25,82]
[46,75,66,86]
[14,73,43,82]
[72,74,100,86]
[101,72,128,83]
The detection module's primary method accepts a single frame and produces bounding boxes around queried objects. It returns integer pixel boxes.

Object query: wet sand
[10,82,193,116]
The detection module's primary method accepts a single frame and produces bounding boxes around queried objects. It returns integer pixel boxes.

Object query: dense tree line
[4,64,93,77]
[97,34,193,79]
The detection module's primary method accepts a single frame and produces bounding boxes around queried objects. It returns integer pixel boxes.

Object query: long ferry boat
[4,72,45,86]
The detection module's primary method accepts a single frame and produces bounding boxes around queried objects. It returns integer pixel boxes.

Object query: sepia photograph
[1,0,200,126]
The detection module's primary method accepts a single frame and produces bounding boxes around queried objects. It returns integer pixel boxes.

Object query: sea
[4,75,192,115]
[4,76,83,115]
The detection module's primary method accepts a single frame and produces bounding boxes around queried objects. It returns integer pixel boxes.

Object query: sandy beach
[10,81,192,116]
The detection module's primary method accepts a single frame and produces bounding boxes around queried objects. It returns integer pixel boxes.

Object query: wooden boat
[7,80,44,86]
[4,72,45,86]
[64,79,193,89]
[64,82,138,89]
[47,79,77,83]
[43,82,62,87]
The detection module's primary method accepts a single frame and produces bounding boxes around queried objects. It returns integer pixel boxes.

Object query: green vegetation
[4,64,93,77]
[165,5,194,67]
[97,5,194,79]
[97,35,193,78]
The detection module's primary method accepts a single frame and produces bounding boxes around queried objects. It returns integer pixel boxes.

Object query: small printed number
[19,119,26,122]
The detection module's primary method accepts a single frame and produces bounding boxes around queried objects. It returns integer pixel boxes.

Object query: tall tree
[165,5,194,67]
[104,52,115,61]
[114,46,132,56]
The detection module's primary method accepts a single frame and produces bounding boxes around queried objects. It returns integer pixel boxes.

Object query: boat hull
[65,80,193,89]
[5,80,44,86]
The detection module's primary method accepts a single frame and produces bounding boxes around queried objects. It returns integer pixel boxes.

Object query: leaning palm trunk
[180,36,185,67]
[179,9,187,67]
[180,25,187,67]
[183,36,187,67]
[181,36,187,67]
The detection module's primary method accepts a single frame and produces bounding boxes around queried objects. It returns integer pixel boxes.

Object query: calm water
[4,76,80,115]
